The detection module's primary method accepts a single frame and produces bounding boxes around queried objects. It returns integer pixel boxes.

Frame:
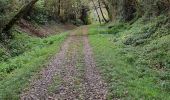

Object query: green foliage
[70,19,84,26]
[0,30,67,99]
[27,0,48,24]
[0,0,9,30]
[107,23,130,34]
[88,15,170,99]
[0,0,9,15]
[0,46,10,62]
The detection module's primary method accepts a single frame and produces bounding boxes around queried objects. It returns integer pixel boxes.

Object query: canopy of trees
[0,0,170,40]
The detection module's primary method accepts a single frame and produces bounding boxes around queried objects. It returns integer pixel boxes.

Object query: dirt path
[20,26,107,100]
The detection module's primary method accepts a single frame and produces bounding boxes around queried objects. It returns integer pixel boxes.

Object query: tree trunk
[101,0,112,21]
[1,0,39,40]
[58,0,61,17]
[81,6,89,25]
[92,0,102,24]
[98,0,109,23]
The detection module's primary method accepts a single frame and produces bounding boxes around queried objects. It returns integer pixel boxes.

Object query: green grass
[0,29,68,99]
[88,16,170,100]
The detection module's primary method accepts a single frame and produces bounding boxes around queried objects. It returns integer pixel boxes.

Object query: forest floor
[20,26,108,100]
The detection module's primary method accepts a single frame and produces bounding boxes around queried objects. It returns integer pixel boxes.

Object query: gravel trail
[21,26,107,100]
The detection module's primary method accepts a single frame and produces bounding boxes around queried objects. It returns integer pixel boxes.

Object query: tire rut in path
[20,36,72,100]
[82,27,108,100]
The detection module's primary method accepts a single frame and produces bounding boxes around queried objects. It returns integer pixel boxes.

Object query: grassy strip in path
[48,32,85,99]
[0,31,68,99]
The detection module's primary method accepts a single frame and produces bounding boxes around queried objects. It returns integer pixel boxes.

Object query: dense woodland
[0,0,170,99]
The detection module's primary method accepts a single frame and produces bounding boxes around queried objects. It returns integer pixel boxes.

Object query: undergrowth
[88,15,170,100]
[0,29,68,99]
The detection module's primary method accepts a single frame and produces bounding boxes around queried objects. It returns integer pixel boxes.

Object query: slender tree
[98,0,109,23]
[92,0,102,24]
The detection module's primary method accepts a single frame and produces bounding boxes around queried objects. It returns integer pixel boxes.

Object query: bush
[106,23,130,34]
